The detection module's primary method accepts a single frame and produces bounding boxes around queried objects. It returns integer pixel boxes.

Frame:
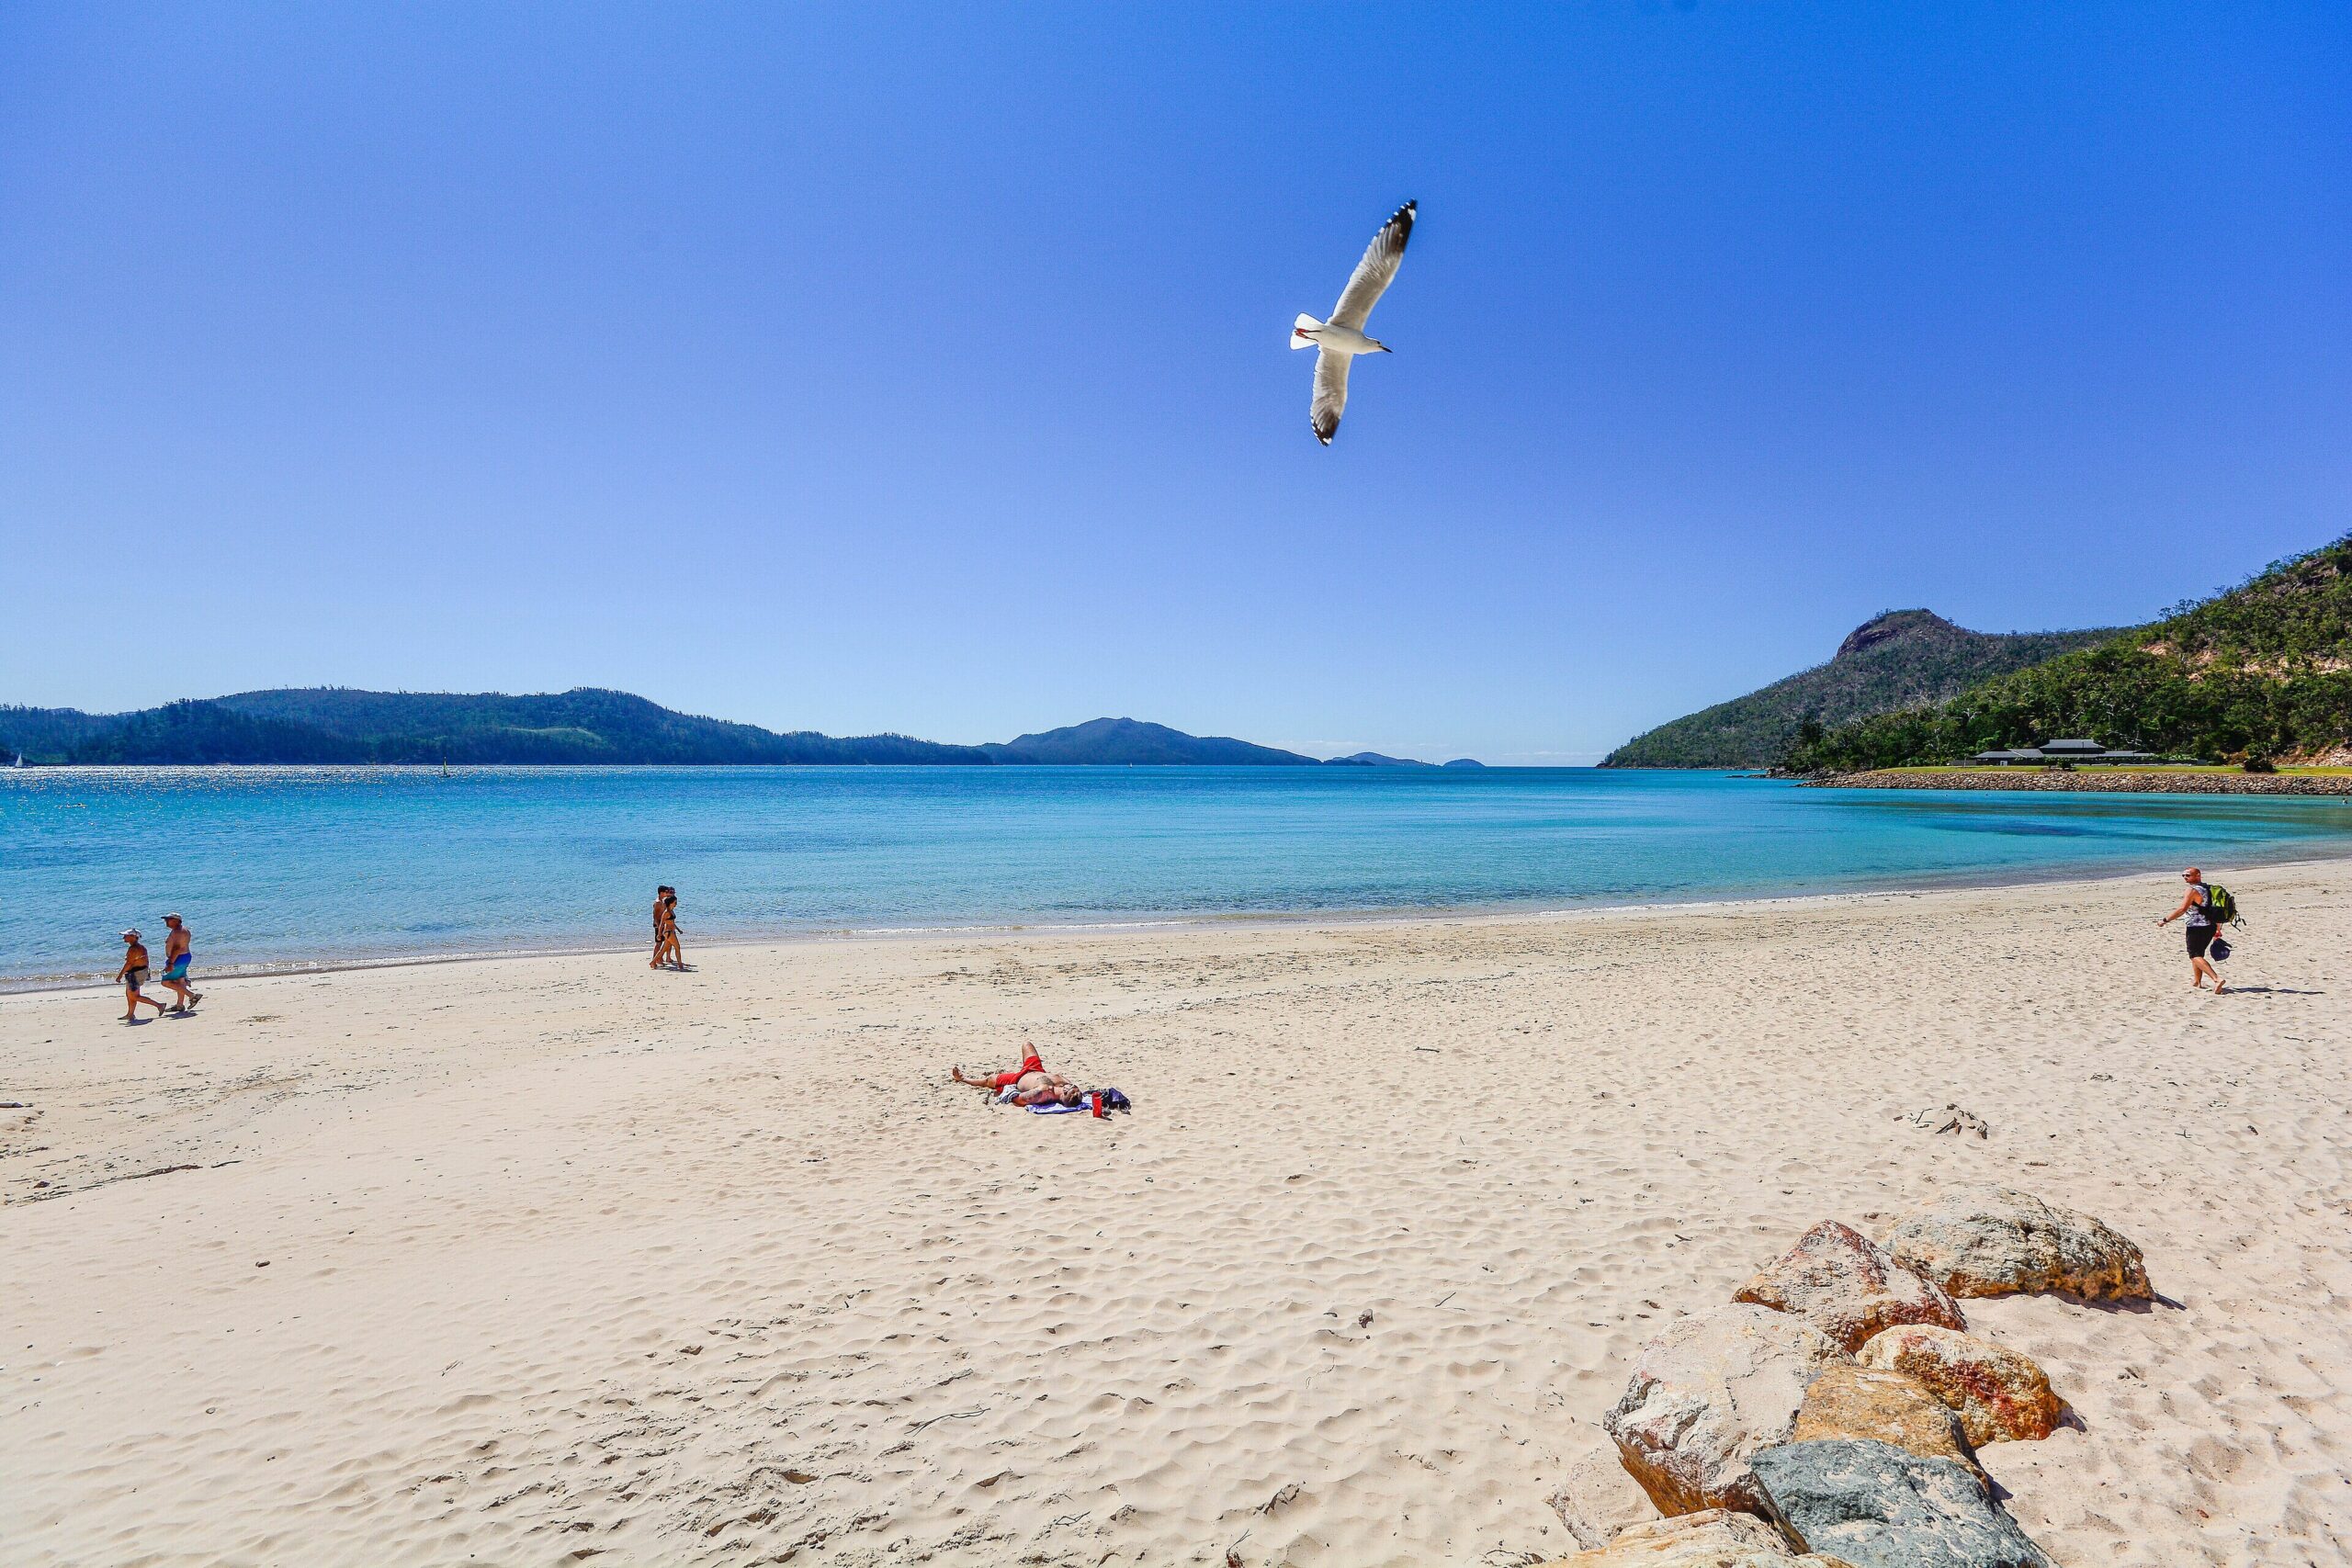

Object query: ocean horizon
[7,763,2351,990]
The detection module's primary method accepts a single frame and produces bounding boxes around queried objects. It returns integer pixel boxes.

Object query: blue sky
[3,3,2346,762]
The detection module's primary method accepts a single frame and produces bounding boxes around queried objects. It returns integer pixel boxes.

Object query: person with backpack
[2158,866,2234,995]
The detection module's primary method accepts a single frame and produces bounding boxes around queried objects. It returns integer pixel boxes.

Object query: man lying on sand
[952,1048,1086,1106]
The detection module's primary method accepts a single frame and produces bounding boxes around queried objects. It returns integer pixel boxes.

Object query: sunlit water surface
[6,765,2349,987]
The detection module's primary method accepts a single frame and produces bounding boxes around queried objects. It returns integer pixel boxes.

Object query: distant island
[0,693,1483,770]
[1603,611,2117,769]
[985,717,1313,767]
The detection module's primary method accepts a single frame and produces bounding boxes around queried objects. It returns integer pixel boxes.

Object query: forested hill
[1603,611,2116,768]
[985,717,1317,766]
[0,689,997,766]
[1787,536,2352,773]
[0,691,1476,768]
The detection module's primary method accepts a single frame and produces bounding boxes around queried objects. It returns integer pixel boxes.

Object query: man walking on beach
[156,913,203,1013]
[2157,866,2226,995]
[115,929,169,1021]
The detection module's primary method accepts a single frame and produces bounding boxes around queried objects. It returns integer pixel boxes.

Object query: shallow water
[5,764,2346,986]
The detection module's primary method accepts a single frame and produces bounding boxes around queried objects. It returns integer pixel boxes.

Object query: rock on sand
[1735,1219,1967,1351]
[1877,1186,2151,1302]
[1791,1363,1978,1473]
[1856,1324,2065,1446]
[1748,1438,2055,1568]
[1602,1303,1850,1517]
[1534,1506,1844,1564]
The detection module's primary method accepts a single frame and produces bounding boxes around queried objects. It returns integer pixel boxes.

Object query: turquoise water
[6,765,2349,987]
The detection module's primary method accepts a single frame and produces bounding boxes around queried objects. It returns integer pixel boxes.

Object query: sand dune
[6,864,2352,1564]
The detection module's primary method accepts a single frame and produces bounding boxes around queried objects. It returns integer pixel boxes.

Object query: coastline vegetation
[1784,536,2352,773]
[1603,611,2114,769]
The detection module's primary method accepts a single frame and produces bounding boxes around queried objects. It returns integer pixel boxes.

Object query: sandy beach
[6,863,2351,1566]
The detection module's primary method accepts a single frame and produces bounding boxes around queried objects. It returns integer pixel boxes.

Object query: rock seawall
[1807,769,2352,796]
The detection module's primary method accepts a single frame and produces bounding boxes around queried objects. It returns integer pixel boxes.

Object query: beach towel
[1028,1099,1091,1114]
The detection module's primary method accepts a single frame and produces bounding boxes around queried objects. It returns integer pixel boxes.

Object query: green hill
[214,688,994,765]
[0,688,997,766]
[1603,611,2116,768]
[1785,536,2352,772]
[986,717,1316,766]
[0,691,1377,768]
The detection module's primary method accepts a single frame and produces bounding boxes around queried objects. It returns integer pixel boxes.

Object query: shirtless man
[115,929,169,1021]
[952,1045,1077,1104]
[156,913,203,1013]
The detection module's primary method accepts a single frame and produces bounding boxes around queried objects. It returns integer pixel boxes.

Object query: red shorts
[991,1054,1045,1090]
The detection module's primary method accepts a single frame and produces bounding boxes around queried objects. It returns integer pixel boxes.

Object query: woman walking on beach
[115,929,169,1021]
[2158,865,2226,995]
[650,886,685,970]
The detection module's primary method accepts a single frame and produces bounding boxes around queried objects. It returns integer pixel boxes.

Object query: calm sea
[5,765,2348,988]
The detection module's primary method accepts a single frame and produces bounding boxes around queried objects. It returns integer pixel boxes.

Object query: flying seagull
[1292,199,1416,445]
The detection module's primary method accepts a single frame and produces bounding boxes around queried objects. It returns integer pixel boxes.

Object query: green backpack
[2205,884,2239,925]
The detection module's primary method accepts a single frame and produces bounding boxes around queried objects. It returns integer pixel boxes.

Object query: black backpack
[2205,884,2240,926]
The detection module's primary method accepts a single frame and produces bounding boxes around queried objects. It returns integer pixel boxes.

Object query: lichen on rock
[1855,1325,2065,1446]
[1735,1220,1967,1350]
[1877,1186,2151,1301]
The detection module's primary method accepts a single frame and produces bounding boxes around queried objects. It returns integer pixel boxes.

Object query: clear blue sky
[4,4,2346,762]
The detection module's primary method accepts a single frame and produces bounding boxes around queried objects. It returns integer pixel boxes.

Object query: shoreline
[16,842,2352,999]
[1811,766,2352,795]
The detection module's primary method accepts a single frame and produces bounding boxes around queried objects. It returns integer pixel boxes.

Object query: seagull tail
[1291,313,1322,350]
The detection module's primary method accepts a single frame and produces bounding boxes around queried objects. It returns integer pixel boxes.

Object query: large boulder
[1748,1439,2054,1567]
[1876,1187,2151,1302]
[1792,1364,1978,1474]
[1855,1325,2064,1445]
[1735,1220,1967,1351]
[1602,1303,1851,1517]
[1532,1507,1841,1565]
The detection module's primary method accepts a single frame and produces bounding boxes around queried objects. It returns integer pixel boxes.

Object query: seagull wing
[1328,199,1416,330]
[1310,347,1350,446]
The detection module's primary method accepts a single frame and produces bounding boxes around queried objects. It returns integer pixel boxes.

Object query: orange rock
[1856,1325,2064,1445]
[1791,1363,1979,1475]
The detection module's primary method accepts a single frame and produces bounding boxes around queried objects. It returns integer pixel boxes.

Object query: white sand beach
[6,863,2351,1566]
